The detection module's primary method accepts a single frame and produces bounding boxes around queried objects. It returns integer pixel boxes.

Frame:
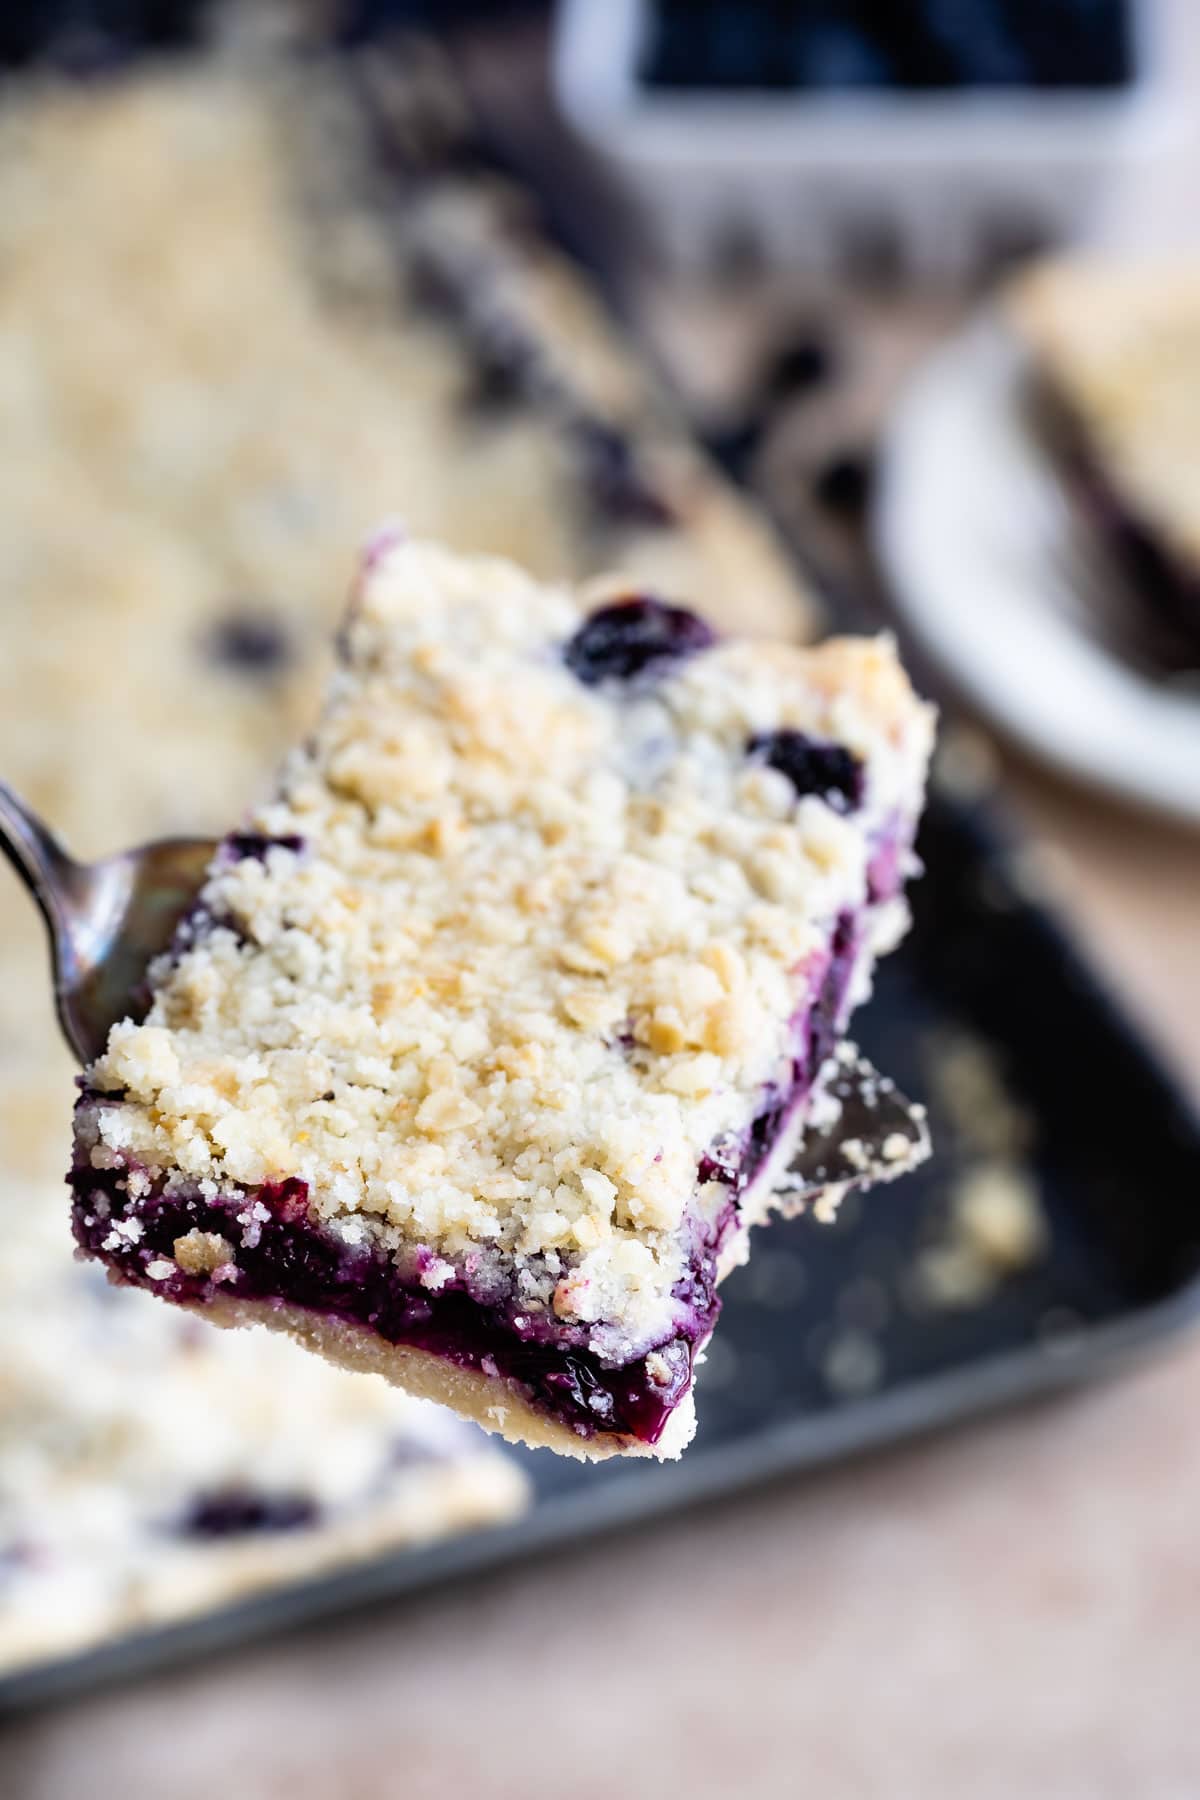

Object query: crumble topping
[84,541,932,1359]
[173,1228,236,1276]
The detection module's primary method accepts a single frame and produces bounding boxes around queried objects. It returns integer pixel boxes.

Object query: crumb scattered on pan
[1004,842,1074,908]
[913,1162,1049,1312]
[925,1030,1034,1161]
[910,1029,1050,1313]
[930,723,1000,804]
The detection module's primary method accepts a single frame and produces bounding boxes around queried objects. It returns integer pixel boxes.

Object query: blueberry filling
[698,911,858,1192]
[748,729,863,812]
[564,597,716,686]
[866,833,902,907]
[180,1488,318,1539]
[69,1163,699,1446]
[806,910,860,1076]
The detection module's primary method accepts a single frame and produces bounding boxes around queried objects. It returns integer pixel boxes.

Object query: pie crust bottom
[188,1292,701,1463]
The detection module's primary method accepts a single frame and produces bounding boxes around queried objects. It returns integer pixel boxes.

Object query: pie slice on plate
[1011,258,1200,666]
[71,537,934,1459]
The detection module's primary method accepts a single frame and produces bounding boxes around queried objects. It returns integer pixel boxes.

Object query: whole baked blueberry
[564,597,715,686]
[749,729,863,812]
[181,1487,317,1538]
[206,610,294,677]
[226,832,305,862]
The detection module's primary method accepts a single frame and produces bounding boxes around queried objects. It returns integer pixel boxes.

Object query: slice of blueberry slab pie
[71,539,934,1460]
[1010,258,1200,667]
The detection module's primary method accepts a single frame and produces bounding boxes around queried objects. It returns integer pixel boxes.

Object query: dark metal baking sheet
[4,789,1198,1714]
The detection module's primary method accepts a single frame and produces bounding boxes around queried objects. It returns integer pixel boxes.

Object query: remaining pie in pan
[0,1186,527,1676]
[71,538,934,1459]
[0,26,817,1668]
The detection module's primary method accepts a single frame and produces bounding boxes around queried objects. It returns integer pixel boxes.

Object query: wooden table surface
[3,770,1197,1800]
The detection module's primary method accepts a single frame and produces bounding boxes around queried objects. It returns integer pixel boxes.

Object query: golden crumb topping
[85,541,932,1354]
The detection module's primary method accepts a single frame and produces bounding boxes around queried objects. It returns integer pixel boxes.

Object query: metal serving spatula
[0,781,214,1066]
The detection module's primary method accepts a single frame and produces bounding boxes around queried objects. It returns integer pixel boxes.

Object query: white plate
[873,315,1200,828]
